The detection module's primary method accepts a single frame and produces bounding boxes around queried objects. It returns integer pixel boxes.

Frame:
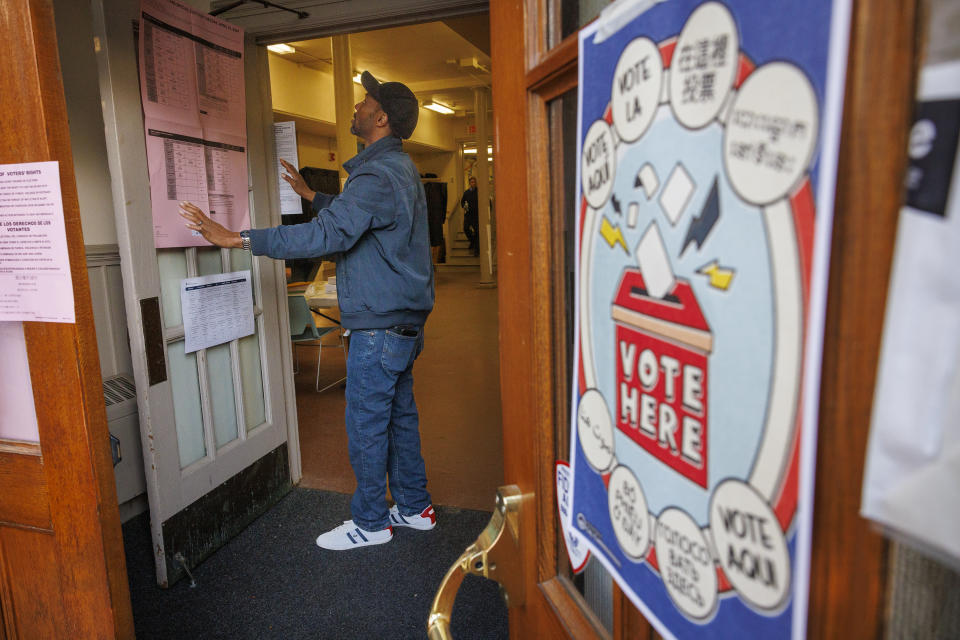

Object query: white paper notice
[862,60,960,569]
[180,270,254,353]
[274,121,302,215]
[0,161,75,323]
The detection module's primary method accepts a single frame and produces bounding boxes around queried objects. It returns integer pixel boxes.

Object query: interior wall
[268,51,461,151]
[54,0,147,520]
[269,55,343,123]
[411,109,459,151]
[53,0,117,246]
[295,131,340,171]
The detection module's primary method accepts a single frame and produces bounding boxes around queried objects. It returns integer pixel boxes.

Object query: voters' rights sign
[567,1,850,637]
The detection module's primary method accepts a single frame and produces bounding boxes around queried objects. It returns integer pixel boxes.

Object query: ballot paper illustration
[567,1,850,638]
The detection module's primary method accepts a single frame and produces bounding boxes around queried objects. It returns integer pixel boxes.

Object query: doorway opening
[65,0,506,631]
[267,18,503,513]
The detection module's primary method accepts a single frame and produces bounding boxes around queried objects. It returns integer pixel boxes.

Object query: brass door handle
[427,485,525,640]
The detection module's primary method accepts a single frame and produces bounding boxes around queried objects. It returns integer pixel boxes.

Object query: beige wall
[54,0,117,246]
[410,109,459,152]
[268,52,462,153]
[269,55,345,124]
[295,131,341,172]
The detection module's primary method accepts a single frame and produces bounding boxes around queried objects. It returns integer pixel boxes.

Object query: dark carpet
[124,488,509,639]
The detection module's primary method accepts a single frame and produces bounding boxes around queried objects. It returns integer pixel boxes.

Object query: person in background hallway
[460,176,479,257]
[423,178,447,265]
[179,70,438,551]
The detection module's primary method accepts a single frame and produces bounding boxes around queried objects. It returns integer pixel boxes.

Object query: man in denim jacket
[180,71,437,549]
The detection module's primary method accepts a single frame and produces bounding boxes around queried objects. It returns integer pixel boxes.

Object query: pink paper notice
[0,161,75,323]
[139,0,249,248]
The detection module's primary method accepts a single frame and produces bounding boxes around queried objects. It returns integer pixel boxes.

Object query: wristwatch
[239,229,251,251]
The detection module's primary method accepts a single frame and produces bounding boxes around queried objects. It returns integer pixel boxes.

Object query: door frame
[490,0,920,637]
[491,1,601,635]
[90,0,295,586]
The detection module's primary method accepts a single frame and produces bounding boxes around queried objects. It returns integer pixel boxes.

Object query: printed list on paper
[274,121,302,215]
[180,270,254,353]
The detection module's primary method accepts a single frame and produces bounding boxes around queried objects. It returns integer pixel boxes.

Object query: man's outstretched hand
[280,159,316,202]
[178,202,243,249]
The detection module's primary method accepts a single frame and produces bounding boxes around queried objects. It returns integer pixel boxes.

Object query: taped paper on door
[861,60,960,571]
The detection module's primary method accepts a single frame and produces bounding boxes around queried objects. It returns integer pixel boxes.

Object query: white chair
[287,294,346,392]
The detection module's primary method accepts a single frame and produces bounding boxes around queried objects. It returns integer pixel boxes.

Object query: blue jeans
[345,326,431,531]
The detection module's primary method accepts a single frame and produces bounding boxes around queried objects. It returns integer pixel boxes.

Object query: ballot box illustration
[611,268,712,488]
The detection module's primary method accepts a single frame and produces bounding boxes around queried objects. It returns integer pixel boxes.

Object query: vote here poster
[567,1,850,637]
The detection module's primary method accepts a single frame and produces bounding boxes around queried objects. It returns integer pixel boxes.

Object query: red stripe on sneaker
[421,506,436,525]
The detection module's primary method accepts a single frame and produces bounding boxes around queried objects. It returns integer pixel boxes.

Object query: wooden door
[90,0,294,587]
[489,0,919,637]
[0,0,133,637]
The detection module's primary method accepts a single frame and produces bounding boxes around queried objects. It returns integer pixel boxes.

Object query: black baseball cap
[360,70,419,139]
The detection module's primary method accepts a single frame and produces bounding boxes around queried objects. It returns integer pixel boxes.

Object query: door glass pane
[208,342,239,447]
[239,330,266,431]
[168,339,206,467]
[230,247,252,274]
[196,246,224,276]
[549,86,614,632]
[229,248,258,305]
[552,0,611,48]
[158,249,187,327]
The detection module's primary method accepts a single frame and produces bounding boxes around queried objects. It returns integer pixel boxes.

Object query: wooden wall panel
[0,527,67,639]
[0,450,51,531]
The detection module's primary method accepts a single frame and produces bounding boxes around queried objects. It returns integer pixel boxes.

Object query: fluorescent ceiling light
[423,101,455,115]
[353,73,362,85]
[267,43,296,54]
[463,146,494,155]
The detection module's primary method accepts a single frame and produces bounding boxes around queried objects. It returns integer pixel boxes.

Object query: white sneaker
[389,504,437,530]
[315,520,393,550]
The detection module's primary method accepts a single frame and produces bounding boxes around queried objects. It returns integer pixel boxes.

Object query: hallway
[296,266,504,511]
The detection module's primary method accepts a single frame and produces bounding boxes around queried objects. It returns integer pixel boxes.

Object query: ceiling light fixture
[423,101,455,115]
[353,73,363,85]
[267,43,296,54]
[463,146,494,155]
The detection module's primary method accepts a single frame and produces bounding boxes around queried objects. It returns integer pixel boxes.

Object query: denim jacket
[249,136,434,329]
